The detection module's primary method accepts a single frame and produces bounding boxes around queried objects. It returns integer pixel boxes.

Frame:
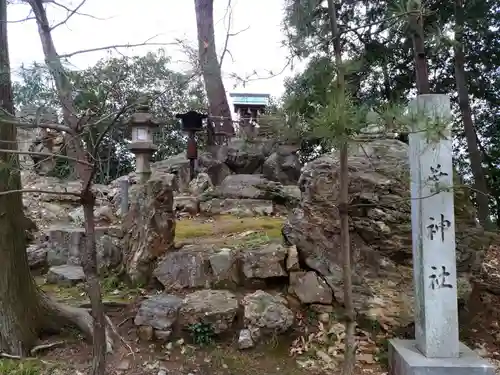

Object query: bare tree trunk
[409,10,430,94]
[194,0,234,135]
[28,1,107,373]
[82,191,106,375]
[326,1,356,374]
[453,0,491,228]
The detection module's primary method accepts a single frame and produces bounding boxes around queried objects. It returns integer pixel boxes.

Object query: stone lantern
[127,101,159,183]
[175,111,207,181]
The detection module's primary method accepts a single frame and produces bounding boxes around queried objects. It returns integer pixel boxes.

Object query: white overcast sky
[7,0,299,102]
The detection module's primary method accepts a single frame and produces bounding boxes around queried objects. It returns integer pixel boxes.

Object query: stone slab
[389,339,494,375]
[408,94,459,357]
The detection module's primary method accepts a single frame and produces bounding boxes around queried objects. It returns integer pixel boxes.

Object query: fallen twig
[105,315,135,359]
[0,352,21,359]
[30,341,65,356]
[117,316,133,327]
[78,300,129,309]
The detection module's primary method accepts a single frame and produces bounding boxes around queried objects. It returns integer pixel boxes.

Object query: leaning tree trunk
[28,0,108,373]
[194,0,234,136]
[453,0,492,229]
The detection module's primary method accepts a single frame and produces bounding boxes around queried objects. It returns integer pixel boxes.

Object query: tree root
[43,296,119,353]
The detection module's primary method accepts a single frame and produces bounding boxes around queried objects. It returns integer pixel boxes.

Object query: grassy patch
[207,342,302,375]
[232,232,276,250]
[36,274,140,305]
[176,215,284,240]
[0,359,43,375]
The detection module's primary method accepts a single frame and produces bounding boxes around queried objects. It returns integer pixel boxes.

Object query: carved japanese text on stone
[426,214,451,241]
[429,265,453,290]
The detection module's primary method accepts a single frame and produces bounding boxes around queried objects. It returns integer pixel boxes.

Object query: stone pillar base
[389,339,494,375]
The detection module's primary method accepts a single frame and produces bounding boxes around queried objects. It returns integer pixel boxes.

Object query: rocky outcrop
[122,172,176,285]
[152,243,291,291]
[200,198,273,217]
[17,105,61,175]
[283,139,489,319]
[211,174,298,204]
[29,131,65,176]
[198,138,301,185]
[151,153,191,192]
[134,289,293,343]
[45,225,122,271]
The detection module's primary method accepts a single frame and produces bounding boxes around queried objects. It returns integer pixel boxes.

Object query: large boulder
[134,294,183,334]
[262,145,302,185]
[198,151,232,186]
[122,172,176,285]
[153,245,214,290]
[179,290,239,334]
[151,153,191,192]
[214,174,299,205]
[242,290,294,334]
[283,139,488,320]
[224,138,276,174]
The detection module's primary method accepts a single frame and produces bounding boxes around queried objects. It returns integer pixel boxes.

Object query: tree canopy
[13,49,207,183]
[281,0,500,224]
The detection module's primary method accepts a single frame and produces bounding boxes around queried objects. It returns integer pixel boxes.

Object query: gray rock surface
[200,198,274,217]
[179,290,239,334]
[134,294,183,331]
[242,290,294,333]
[289,271,332,304]
[242,243,287,279]
[46,265,85,286]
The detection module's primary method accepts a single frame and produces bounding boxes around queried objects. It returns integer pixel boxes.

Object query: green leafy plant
[187,321,215,345]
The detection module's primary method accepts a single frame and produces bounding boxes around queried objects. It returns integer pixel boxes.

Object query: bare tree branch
[58,37,177,59]
[0,189,81,197]
[219,0,249,68]
[48,0,109,25]
[0,148,93,166]
[48,0,86,30]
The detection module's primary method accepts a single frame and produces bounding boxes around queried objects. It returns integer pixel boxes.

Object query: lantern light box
[132,127,151,142]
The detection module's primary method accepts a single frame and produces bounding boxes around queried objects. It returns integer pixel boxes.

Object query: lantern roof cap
[175,110,207,132]
[127,99,159,127]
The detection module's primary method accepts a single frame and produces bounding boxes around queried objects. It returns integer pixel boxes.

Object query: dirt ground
[3,215,500,375]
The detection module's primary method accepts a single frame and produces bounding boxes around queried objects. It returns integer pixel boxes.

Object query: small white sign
[135,128,148,141]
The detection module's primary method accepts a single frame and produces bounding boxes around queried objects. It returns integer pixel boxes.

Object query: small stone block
[389,339,495,375]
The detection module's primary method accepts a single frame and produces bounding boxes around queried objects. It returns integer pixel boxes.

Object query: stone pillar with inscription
[388,94,494,375]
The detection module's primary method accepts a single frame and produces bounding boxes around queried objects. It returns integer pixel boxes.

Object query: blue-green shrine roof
[230,92,270,106]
